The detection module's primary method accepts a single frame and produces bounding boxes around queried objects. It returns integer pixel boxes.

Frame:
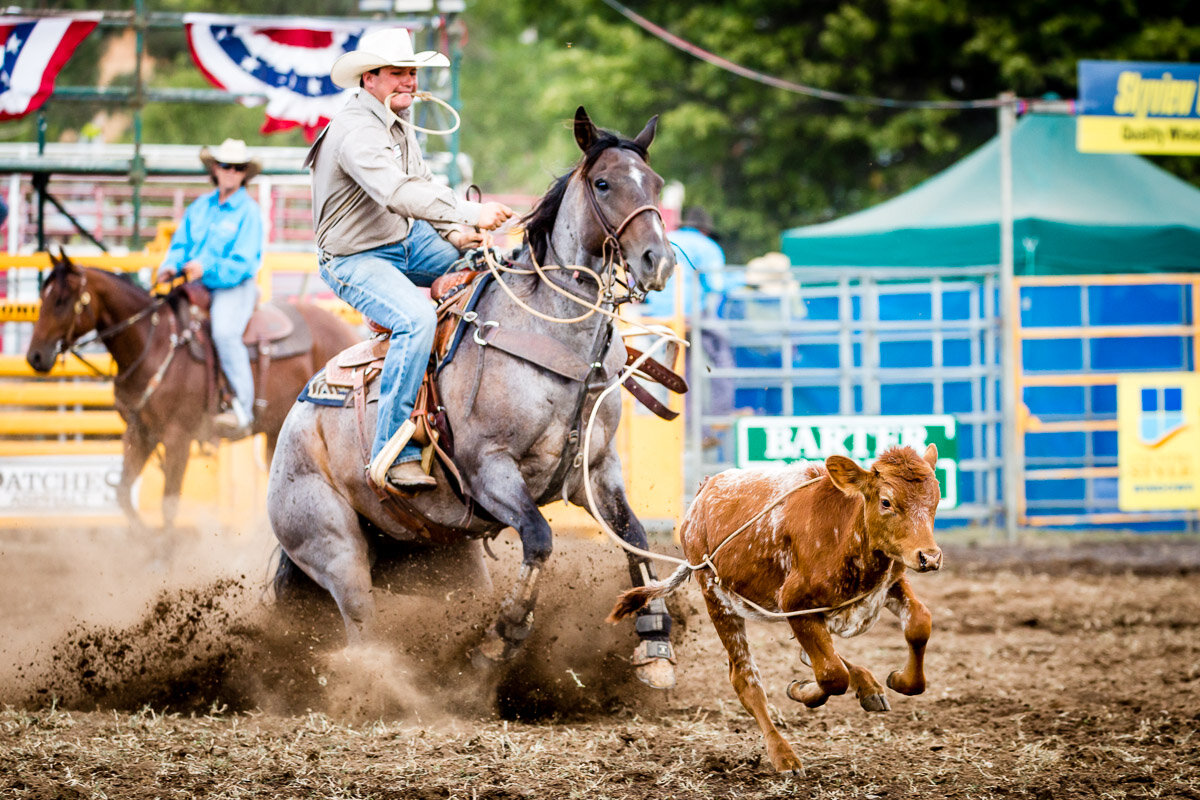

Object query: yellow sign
[1077,116,1200,156]
[1118,373,1200,510]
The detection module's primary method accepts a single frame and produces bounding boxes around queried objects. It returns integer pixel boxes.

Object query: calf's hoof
[767,743,803,773]
[630,640,676,690]
[859,692,891,712]
[785,679,828,709]
[886,670,925,696]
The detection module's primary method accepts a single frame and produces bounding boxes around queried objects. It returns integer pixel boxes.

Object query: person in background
[309,27,513,493]
[638,205,726,320]
[159,138,264,439]
[637,205,735,415]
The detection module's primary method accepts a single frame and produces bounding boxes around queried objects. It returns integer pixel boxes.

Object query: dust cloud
[0,520,682,724]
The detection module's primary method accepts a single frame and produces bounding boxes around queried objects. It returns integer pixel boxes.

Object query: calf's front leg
[884,576,931,696]
[785,616,849,708]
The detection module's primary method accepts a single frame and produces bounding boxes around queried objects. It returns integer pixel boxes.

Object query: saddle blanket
[298,367,351,407]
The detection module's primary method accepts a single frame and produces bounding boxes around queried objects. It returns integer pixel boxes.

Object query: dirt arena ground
[1,522,1198,799]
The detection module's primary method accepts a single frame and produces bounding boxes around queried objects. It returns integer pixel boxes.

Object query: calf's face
[825,444,943,573]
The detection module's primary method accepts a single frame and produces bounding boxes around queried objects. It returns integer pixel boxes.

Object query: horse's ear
[574,106,598,153]
[52,246,74,270]
[633,114,658,152]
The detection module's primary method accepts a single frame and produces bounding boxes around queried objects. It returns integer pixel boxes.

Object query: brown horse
[25,250,359,535]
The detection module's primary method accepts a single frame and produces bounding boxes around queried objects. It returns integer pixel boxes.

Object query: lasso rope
[473,235,869,619]
[384,91,461,135]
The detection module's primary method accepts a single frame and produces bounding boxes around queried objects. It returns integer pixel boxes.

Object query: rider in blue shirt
[159,139,264,438]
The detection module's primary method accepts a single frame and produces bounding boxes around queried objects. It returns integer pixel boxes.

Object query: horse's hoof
[634,657,676,690]
[470,632,508,669]
[630,640,676,690]
[859,693,891,713]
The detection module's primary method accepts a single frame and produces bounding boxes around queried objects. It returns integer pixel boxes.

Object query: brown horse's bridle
[579,163,664,302]
[55,269,183,413]
[60,271,162,356]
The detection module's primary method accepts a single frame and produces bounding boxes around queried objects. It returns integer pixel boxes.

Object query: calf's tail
[607,563,693,622]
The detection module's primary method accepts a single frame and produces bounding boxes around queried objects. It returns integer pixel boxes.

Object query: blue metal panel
[880,340,933,368]
[1089,284,1186,325]
[881,383,935,414]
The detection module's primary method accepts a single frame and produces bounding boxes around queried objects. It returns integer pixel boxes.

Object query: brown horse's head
[26,250,95,373]
[522,107,674,301]
[825,444,944,573]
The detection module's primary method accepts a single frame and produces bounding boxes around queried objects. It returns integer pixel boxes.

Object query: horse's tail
[607,563,693,623]
[270,546,325,606]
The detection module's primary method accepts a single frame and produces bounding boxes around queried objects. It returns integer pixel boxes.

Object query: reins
[55,269,187,413]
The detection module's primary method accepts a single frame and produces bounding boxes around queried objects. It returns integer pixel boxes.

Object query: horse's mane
[521,127,650,265]
[45,259,147,304]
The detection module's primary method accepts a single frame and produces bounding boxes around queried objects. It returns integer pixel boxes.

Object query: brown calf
[609,445,943,772]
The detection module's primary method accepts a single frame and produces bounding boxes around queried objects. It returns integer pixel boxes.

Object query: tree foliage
[474,0,1200,261]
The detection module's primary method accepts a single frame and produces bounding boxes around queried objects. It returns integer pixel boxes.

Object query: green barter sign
[734,415,959,508]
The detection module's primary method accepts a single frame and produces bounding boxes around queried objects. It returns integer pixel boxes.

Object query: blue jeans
[210,277,259,418]
[319,221,460,464]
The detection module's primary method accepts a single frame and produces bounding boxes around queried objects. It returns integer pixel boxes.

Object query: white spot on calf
[825,580,890,638]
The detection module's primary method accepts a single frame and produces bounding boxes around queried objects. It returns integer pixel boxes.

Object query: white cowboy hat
[330,28,450,89]
[199,138,262,181]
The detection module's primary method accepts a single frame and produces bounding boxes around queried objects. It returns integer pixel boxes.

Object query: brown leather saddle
[177,283,314,413]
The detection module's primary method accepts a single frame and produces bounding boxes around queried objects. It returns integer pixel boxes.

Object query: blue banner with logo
[1077,60,1200,155]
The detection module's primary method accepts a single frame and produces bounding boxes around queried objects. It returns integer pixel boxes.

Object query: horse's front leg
[159,427,193,534]
[466,460,552,667]
[570,453,676,689]
[118,423,156,537]
[884,576,932,696]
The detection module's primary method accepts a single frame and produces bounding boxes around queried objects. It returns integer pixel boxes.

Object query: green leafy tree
[477,0,1200,262]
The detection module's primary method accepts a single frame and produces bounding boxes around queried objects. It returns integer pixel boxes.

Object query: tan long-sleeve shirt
[306,90,482,258]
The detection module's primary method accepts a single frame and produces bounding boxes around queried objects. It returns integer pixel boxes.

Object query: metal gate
[685,264,1004,527]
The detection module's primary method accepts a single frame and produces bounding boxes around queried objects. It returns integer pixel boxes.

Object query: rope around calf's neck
[582,395,874,620]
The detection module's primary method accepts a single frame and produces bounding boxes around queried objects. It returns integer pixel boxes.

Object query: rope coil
[384,91,461,135]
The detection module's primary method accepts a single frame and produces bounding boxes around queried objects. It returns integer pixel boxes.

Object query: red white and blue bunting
[184,14,415,140]
[0,13,100,122]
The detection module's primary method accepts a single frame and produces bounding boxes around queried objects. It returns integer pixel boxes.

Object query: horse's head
[525,107,675,300]
[26,250,95,373]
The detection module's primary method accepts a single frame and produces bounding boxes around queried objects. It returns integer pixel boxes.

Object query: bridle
[54,270,162,355]
[576,152,665,304]
[47,267,183,412]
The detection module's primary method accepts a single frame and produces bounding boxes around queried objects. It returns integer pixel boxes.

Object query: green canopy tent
[780,113,1200,275]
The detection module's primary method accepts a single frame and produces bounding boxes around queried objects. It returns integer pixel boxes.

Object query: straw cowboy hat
[744,252,798,296]
[199,138,262,181]
[331,28,450,90]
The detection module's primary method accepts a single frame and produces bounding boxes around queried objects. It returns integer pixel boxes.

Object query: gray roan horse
[268,107,680,688]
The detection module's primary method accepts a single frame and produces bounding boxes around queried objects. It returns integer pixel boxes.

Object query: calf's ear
[923,443,938,469]
[826,455,869,495]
